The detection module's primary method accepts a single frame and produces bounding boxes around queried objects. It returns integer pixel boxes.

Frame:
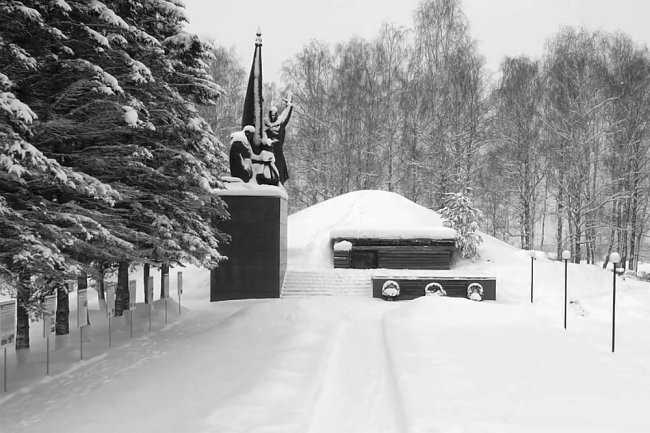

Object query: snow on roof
[288,190,456,268]
[330,226,456,240]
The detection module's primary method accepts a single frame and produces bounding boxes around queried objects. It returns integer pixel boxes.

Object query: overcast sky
[184,0,650,83]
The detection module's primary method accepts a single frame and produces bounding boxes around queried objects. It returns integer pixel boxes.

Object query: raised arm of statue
[278,102,293,127]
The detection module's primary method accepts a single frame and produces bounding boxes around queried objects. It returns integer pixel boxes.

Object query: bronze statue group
[228,99,293,187]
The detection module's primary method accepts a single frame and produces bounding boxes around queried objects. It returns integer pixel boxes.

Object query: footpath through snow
[306,300,406,433]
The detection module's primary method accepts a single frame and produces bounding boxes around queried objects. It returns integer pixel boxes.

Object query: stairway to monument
[281,269,373,297]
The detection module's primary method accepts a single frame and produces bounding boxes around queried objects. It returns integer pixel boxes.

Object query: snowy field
[1,190,650,433]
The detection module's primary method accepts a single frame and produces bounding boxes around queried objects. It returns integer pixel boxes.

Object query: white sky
[184,0,650,83]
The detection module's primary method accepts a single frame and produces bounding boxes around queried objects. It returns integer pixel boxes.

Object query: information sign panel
[162,274,170,299]
[0,301,16,347]
[147,277,154,304]
[106,282,116,318]
[128,280,137,311]
[43,295,56,338]
[77,289,89,327]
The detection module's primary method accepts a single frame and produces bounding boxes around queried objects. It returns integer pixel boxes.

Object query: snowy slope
[1,190,649,433]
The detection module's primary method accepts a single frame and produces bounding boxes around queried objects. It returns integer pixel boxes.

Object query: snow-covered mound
[287,190,637,305]
[287,190,455,268]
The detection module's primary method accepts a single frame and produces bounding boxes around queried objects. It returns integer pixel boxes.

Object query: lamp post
[529,250,536,303]
[610,252,621,353]
[562,250,571,329]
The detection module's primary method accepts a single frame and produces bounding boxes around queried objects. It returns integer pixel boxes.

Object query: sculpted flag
[241,29,264,150]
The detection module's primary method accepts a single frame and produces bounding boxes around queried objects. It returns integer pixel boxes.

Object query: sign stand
[163,273,169,324]
[46,336,50,375]
[77,289,89,360]
[128,280,136,339]
[106,282,116,348]
[177,272,183,316]
[147,276,154,331]
[3,347,6,392]
[43,295,56,376]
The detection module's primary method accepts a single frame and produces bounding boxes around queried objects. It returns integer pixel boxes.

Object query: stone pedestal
[211,194,287,301]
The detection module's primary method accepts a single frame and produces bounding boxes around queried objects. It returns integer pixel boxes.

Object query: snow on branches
[0,0,229,334]
[438,190,484,261]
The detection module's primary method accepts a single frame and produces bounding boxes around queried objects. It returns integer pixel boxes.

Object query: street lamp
[610,252,621,353]
[529,250,536,303]
[562,250,571,329]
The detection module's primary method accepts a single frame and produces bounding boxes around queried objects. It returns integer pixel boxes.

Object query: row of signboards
[0,273,183,347]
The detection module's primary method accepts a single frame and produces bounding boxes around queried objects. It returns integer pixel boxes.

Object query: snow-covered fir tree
[1,0,230,346]
[438,189,484,261]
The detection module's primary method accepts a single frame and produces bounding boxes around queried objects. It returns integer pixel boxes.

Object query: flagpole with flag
[241,28,264,154]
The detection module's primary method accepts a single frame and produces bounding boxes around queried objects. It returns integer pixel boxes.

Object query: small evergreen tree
[438,189,484,261]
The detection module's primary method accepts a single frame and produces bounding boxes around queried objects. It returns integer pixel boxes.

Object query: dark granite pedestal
[210,193,287,301]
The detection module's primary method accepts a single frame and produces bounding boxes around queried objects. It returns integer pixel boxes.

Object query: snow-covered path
[1,292,650,433]
[307,301,406,433]
[0,300,252,433]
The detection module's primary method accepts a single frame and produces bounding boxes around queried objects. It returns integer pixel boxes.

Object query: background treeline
[1,0,229,348]
[211,0,649,271]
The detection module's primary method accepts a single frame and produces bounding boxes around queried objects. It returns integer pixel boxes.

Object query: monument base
[211,193,287,301]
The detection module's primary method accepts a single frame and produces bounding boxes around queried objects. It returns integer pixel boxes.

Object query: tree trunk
[628,185,639,271]
[540,176,549,251]
[96,262,106,301]
[567,212,575,261]
[555,177,565,260]
[620,197,629,271]
[16,283,30,350]
[572,212,582,264]
[55,283,69,335]
[78,272,90,326]
[635,229,643,273]
[115,261,130,316]
[604,198,619,269]
[585,222,596,265]
[143,263,150,304]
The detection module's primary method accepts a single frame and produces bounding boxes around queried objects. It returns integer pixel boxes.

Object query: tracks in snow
[306,301,407,433]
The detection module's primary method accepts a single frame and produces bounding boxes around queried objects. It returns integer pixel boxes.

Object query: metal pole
[80,326,83,360]
[130,310,133,339]
[612,269,617,353]
[148,302,152,331]
[564,259,569,329]
[46,336,50,376]
[178,272,182,316]
[530,256,534,303]
[165,298,168,324]
[108,316,112,347]
[4,347,7,392]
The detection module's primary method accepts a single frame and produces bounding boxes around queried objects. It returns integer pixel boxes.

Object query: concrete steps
[281,269,373,297]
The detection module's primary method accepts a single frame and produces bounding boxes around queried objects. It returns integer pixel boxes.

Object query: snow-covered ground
[1,190,650,433]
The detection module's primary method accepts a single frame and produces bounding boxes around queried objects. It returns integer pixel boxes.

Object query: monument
[211,30,288,301]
